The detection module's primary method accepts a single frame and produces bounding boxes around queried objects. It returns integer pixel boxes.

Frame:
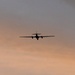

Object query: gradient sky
[0,0,75,75]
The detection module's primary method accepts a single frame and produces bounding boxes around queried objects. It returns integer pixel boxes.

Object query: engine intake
[32,36,33,39]
[41,36,43,38]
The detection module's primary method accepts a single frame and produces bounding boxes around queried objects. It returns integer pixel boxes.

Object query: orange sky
[0,47,75,75]
[0,14,75,75]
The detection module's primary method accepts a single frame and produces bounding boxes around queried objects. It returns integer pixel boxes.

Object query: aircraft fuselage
[35,34,39,40]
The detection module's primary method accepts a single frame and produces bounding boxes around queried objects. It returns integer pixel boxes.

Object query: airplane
[20,32,55,40]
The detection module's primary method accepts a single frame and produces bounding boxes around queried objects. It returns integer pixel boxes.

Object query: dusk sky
[0,0,75,75]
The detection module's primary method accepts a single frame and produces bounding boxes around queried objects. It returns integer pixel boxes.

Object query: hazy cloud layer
[62,0,75,7]
[0,50,75,75]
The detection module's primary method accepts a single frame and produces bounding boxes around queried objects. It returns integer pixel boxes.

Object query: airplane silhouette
[20,32,55,40]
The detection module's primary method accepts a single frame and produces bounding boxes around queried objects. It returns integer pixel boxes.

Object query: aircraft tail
[32,33,41,35]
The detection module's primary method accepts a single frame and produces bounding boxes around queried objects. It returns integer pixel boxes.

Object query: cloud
[62,0,75,7]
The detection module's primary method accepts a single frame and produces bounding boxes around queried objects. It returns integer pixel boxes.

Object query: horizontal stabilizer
[32,33,41,35]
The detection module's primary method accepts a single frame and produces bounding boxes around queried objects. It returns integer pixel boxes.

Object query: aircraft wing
[20,36,33,38]
[40,35,55,38]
